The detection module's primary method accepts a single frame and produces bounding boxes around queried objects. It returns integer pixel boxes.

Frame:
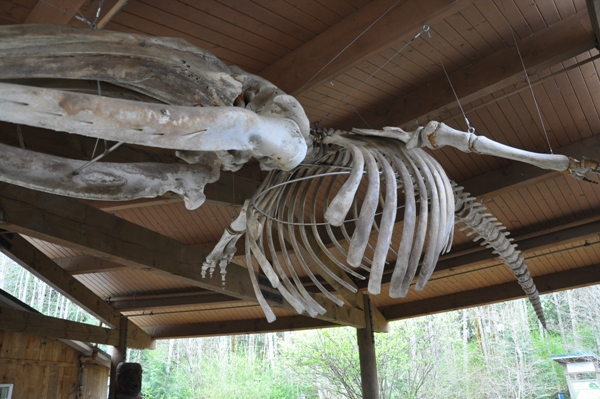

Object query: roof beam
[460,134,600,199]
[260,0,475,96]
[434,214,600,273]
[0,183,385,331]
[0,233,152,349]
[0,305,120,346]
[361,10,595,129]
[55,255,128,275]
[359,211,600,288]
[380,263,600,320]
[25,0,86,24]
[147,315,336,339]
[111,292,240,312]
[586,0,600,46]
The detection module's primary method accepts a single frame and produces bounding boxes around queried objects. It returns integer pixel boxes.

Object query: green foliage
[2,252,600,398]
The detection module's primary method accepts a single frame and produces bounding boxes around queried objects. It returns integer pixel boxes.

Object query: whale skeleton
[0,25,599,327]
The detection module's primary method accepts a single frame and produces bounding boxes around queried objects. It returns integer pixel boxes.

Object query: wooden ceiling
[0,0,600,342]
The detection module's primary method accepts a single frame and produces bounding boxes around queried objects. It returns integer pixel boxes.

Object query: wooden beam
[380,263,600,320]
[434,215,600,274]
[0,305,120,346]
[0,233,152,349]
[0,183,383,331]
[361,11,595,129]
[260,0,475,96]
[25,0,87,24]
[109,317,128,399]
[357,294,380,399]
[359,212,600,289]
[586,0,600,47]
[111,292,240,312]
[146,315,336,339]
[54,255,127,275]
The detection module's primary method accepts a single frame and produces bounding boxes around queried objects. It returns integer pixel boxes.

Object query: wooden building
[0,291,110,399]
[0,0,600,397]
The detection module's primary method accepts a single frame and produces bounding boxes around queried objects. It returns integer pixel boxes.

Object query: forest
[1,253,598,398]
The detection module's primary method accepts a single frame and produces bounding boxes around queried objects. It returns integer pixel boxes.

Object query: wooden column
[356,294,380,399]
[109,317,128,399]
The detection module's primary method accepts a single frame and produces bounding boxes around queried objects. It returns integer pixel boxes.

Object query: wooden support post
[109,317,128,399]
[356,294,380,399]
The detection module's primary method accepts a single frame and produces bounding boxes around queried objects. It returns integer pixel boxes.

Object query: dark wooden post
[357,294,380,399]
[109,317,128,399]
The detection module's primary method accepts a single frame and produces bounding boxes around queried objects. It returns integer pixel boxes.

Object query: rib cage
[245,131,546,326]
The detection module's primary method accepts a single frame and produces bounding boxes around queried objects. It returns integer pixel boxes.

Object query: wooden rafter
[111,292,241,312]
[261,0,476,95]
[146,315,336,339]
[55,255,127,275]
[0,305,121,346]
[25,0,87,24]
[0,233,153,349]
[0,183,387,332]
[358,211,600,289]
[356,10,595,130]
[586,0,600,47]
[380,263,600,320]
[460,134,600,199]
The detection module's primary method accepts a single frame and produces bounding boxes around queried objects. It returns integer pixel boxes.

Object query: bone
[245,231,276,323]
[308,171,366,280]
[323,135,365,226]
[0,143,218,210]
[347,147,380,267]
[284,169,345,307]
[454,185,546,327]
[202,201,249,280]
[408,150,442,292]
[384,146,417,297]
[0,82,308,171]
[398,149,429,297]
[415,153,451,290]
[0,24,241,106]
[367,149,397,295]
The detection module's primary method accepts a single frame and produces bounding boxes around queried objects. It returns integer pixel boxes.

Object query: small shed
[0,290,111,399]
[552,353,600,399]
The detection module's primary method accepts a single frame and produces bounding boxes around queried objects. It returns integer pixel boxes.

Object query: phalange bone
[202,200,249,280]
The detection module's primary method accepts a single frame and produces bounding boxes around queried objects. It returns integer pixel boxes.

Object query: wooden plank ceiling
[0,0,599,340]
